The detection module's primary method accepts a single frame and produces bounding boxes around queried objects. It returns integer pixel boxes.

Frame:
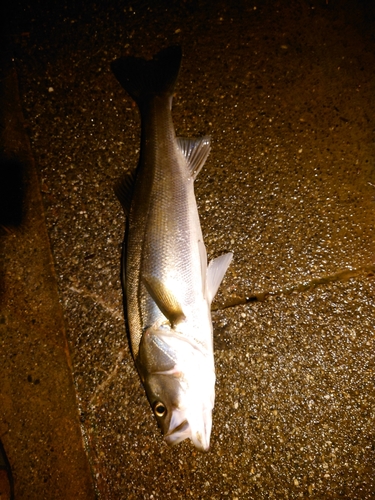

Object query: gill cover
[137,322,215,451]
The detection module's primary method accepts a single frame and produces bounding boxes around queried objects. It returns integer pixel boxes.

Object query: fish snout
[164,406,212,451]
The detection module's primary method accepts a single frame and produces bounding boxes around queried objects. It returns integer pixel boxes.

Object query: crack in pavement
[215,265,375,311]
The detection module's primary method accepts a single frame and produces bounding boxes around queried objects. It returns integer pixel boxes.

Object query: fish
[111,46,232,451]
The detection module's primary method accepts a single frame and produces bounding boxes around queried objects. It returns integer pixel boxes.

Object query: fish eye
[153,401,167,418]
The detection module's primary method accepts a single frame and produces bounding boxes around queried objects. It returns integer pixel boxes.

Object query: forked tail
[111,45,182,106]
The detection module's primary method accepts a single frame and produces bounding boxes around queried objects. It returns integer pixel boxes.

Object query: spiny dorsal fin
[206,252,233,305]
[114,170,135,215]
[177,136,211,180]
[143,275,186,327]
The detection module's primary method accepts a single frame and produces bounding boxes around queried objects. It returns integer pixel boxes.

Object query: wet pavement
[1,0,374,498]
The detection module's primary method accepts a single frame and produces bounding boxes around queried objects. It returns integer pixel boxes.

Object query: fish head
[137,322,215,451]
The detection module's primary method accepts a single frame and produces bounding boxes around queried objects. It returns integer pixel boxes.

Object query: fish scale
[112,46,232,450]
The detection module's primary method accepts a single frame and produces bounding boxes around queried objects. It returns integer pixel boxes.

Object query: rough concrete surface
[0,57,96,499]
[1,0,374,498]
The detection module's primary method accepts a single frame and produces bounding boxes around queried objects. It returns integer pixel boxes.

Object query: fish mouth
[165,419,189,438]
[164,413,211,451]
[164,419,190,446]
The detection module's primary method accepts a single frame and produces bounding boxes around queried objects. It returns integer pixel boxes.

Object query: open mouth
[164,419,190,445]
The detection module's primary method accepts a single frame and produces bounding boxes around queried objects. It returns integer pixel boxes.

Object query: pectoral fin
[206,253,233,305]
[143,275,186,327]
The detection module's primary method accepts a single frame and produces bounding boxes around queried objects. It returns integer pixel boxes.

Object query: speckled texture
[9,0,375,498]
[0,66,95,498]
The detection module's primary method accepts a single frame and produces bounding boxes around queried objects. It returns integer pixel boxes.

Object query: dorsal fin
[206,253,233,305]
[143,275,186,327]
[114,170,136,215]
[177,136,211,179]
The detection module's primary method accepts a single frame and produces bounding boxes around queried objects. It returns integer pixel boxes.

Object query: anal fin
[177,136,211,180]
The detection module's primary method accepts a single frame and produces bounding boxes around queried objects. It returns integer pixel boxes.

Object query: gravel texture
[4,0,375,498]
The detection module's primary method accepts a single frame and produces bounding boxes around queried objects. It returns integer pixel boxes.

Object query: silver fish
[111,46,232,451]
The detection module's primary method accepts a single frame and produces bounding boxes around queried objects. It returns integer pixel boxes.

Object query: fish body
[112,46,232,451]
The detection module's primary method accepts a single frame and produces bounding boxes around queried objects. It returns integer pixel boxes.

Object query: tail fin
[111,46,182,105]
